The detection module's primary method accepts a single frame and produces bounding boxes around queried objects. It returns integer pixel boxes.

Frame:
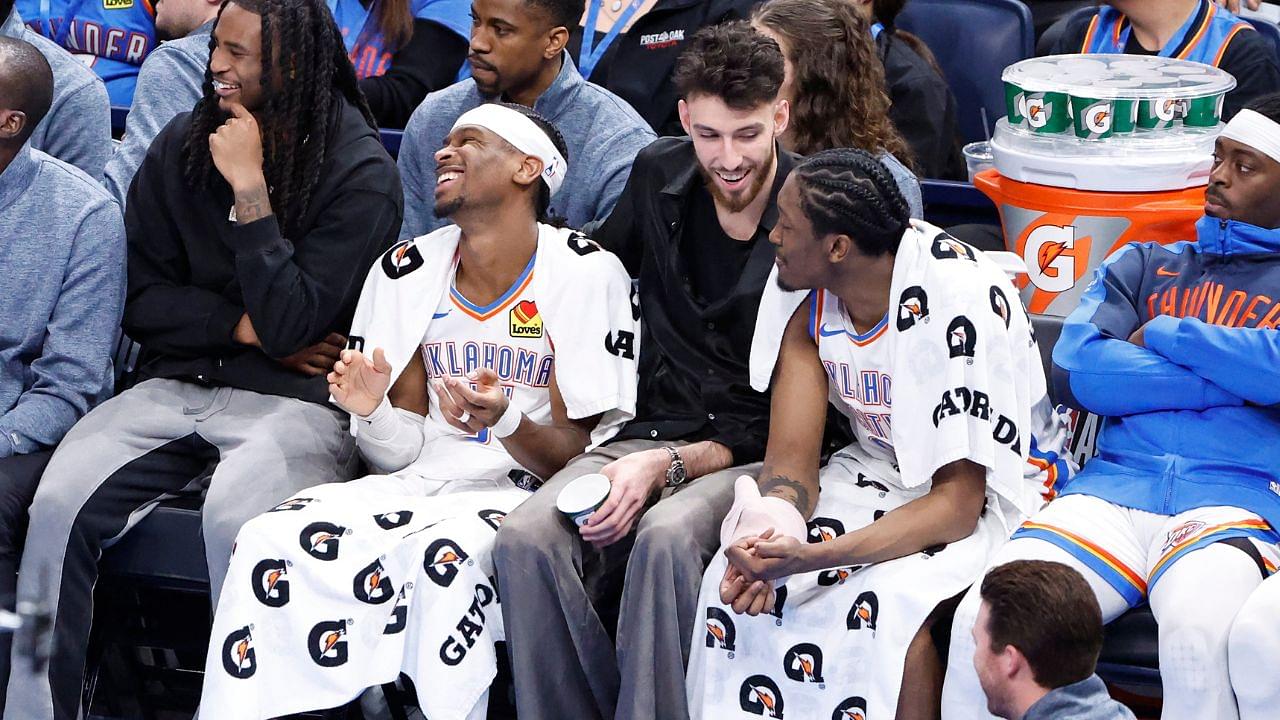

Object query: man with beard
[493,22,794,720]
[198,103,638,720]
[104,0,222,204]
[396,0,653,236]
[686,148,1068,720]
[942,92,1280,720]
[0,0,109,178]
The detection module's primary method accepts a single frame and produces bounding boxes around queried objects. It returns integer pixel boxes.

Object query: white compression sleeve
[356,396,427,473]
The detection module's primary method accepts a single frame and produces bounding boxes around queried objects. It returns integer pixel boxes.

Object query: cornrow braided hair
[500,103,571,228]
[794,148,911,257]
[184,0,376,238]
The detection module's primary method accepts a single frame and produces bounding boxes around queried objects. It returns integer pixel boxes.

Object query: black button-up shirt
[588,137,798,464]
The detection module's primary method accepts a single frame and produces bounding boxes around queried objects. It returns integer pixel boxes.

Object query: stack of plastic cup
[1002,54,1235,141]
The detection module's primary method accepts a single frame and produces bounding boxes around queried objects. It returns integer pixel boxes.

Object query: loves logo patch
[509,300,543,339]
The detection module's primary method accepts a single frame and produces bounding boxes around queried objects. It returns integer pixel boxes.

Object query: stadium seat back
[897,0,1035,144]
[1028,312,1062,394]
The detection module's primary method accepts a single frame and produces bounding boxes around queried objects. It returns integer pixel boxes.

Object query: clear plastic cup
[963,141,994,182]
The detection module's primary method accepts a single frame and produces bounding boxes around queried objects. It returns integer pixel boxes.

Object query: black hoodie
[123,98,403,403]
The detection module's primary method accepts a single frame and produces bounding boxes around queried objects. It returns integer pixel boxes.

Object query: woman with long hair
[753,0,909,159]
[328,0,471,127]
[752,0,923,217]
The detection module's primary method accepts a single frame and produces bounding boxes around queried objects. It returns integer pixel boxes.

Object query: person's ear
[513,154,544,190]
[774,98,790,136]
[545,25,569,58]
[998,644,1025,680]
[829,233,851,263]
[678,98,692,135]
[0,110,26,141]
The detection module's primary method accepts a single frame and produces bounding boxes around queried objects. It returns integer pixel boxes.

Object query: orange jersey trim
[1212,23,1252,67]
[1020,521,1148,594]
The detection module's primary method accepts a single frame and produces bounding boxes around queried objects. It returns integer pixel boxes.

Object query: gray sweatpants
[4,378,357,720]
[492,438,759,720]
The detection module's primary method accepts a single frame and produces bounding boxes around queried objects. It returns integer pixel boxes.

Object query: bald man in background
[0,36,125,716]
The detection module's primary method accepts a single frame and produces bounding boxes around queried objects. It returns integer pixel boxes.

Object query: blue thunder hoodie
[1053,215,1280,537]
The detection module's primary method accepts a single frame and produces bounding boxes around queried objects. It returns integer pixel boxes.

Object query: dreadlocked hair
[753,0,912,168]
[184,0,376,238]
[500,103,571,228]
[794,148,911,257]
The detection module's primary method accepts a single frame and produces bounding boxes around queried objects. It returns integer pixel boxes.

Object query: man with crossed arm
[944,92,1280,720]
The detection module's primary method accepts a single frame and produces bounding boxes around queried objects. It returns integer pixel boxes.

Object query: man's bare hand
[1217,0,1262,14]
[278,333,345,377]
[580,449,667,548]
[719,530,781,615]
[433,368,509,434]
[1128,321,1149,347]
[328,347,392,416]
[725,531,812,583]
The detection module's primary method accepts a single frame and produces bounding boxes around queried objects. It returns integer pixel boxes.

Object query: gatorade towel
[974,170,1204,316]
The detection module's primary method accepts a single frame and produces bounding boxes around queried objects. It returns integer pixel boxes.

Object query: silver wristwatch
[663,446,688,487]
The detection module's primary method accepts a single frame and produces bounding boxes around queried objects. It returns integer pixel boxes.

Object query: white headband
[1220,109,1280,166]
[450,103,568,197]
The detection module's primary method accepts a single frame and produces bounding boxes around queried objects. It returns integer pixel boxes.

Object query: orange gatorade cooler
[974,170,1207,315]
[983,54,1234,316]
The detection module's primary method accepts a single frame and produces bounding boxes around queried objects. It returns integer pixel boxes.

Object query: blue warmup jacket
[1053,216,1280,531]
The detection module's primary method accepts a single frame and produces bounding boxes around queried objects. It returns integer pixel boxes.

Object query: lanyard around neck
[579,0,644,80]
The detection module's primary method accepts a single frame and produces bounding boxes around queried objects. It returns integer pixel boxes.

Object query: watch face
[668,463,687,485]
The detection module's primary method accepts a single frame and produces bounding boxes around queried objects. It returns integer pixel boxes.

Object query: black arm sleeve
[359,20,469,129]
[1218,29,1280,120]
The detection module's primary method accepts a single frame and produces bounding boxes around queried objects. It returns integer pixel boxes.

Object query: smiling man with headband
[396,0,654,237]
[943,92,1280,720]
[198,102,639,720]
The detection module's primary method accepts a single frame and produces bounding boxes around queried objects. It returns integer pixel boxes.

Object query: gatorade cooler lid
[1003,54,1236,100]
[991,117,1218,192]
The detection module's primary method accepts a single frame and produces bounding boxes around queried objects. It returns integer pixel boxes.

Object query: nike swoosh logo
[431,311,451,319]
[1155,267,1179,277]
[818,324,844,337]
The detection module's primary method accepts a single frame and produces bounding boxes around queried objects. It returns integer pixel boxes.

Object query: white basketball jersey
[809,289,899,469]
[416,254,555,481]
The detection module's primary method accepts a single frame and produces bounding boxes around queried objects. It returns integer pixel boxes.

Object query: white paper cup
[556,473,612,527]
